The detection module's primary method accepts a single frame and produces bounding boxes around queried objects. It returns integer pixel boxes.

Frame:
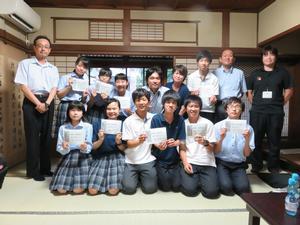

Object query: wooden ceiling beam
[24,0,274,12]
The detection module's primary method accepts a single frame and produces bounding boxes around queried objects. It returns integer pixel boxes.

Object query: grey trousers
[122,161,157,194]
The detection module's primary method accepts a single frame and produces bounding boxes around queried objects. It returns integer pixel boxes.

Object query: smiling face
[226,102,242,119]
[147,72,161,92]
[134,96,150,113]
[106,101,120,120]
[75,61,87,76]
[220,49,234,68]
[115,79,128,95]
[186,101,201,120]
[33,38,51,61]
[172,70,185,84]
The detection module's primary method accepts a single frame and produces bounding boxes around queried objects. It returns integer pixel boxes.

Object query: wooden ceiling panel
[24,0,275,12]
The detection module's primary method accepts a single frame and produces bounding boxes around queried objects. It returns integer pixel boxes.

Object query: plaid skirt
[54,101,70,138]
[88,153,125,192]
[49,150,91,191]
[86,107,104,125]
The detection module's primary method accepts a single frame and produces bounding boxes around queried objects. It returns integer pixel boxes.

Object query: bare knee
[73,188,84,194]
[57,189,67,194]
[88,188,99,195]
[108,188,119,196]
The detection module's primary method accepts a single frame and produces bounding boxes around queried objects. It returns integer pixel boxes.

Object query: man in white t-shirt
[187,50,219,122]
[180,95,219,198]
[122,88,157,194]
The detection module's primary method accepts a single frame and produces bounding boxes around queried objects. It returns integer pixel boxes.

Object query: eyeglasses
[35,44,50,49]
[228,104,242,110]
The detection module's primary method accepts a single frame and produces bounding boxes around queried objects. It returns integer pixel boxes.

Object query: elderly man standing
[14,35,59,181]
[247,46,294,173]
[214,49,247,123]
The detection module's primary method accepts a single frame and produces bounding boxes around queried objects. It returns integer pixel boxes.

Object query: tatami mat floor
[0,162,273,225]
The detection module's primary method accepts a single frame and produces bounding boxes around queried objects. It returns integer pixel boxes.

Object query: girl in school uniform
[88,98,126,196]
[86,68,112,125]
[50,101,93,194]
[55,56,89,137]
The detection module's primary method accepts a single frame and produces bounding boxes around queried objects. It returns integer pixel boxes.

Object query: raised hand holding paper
[64,129,85,146]
[95,81,113,95]
[225,119,247,134]
[186,123,207,137]
[101,119,122,134]
[146,127,167,144]
[71,78,89,92]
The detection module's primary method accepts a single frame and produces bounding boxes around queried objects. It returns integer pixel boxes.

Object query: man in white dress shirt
[187,50,219,122]
[14,35,59,181]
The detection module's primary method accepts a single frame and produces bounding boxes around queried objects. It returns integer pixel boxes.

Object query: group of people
[14,35,294,198]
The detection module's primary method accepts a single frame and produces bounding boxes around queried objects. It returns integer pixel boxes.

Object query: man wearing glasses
[14,35,59,181]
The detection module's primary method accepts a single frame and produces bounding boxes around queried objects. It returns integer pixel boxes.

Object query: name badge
[262,91,272,99]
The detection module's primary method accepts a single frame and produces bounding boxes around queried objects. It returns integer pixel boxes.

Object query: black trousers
[215,100,227,123]
[200,112,215,123]
[22,97,54,177]
[249,111,284,170]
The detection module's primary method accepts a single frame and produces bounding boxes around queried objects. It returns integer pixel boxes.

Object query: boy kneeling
[214,97,254,195]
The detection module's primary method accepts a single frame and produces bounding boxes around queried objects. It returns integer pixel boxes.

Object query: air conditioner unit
[0,0,41,33]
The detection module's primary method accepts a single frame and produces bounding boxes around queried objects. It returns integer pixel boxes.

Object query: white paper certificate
[113,96,131,109]
[71,79,89,92]
[225,120,247,134]
[101,119,122,134]
[186,123,207,137]
[95,81,113,95]
[146,127,167,144]
[64,129,85,145]
[200,85,214,97]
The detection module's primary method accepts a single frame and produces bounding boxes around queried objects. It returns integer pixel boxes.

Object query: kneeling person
[180,95,219,198]
[151,90,186,192]
[121,88,157,194]
[214,97,254,195]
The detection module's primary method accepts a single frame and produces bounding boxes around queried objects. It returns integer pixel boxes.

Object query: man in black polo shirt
[247,45,294,173]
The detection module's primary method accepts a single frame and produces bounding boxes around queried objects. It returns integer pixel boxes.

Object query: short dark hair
[65,101,85,123]
[145,67,163,84]
[224,97,245,112]
[161,90,181,107]
[132,88,151,103]
[99,68,112,78]
[172,65,188,80]
[75,56,89,69]
[184,95,202,110]
[33,35,51,46]
[114,73,128,82]
[262,45,278,59]
[196,50,212,63]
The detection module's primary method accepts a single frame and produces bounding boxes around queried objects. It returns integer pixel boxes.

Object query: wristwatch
[203,140,209,147]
